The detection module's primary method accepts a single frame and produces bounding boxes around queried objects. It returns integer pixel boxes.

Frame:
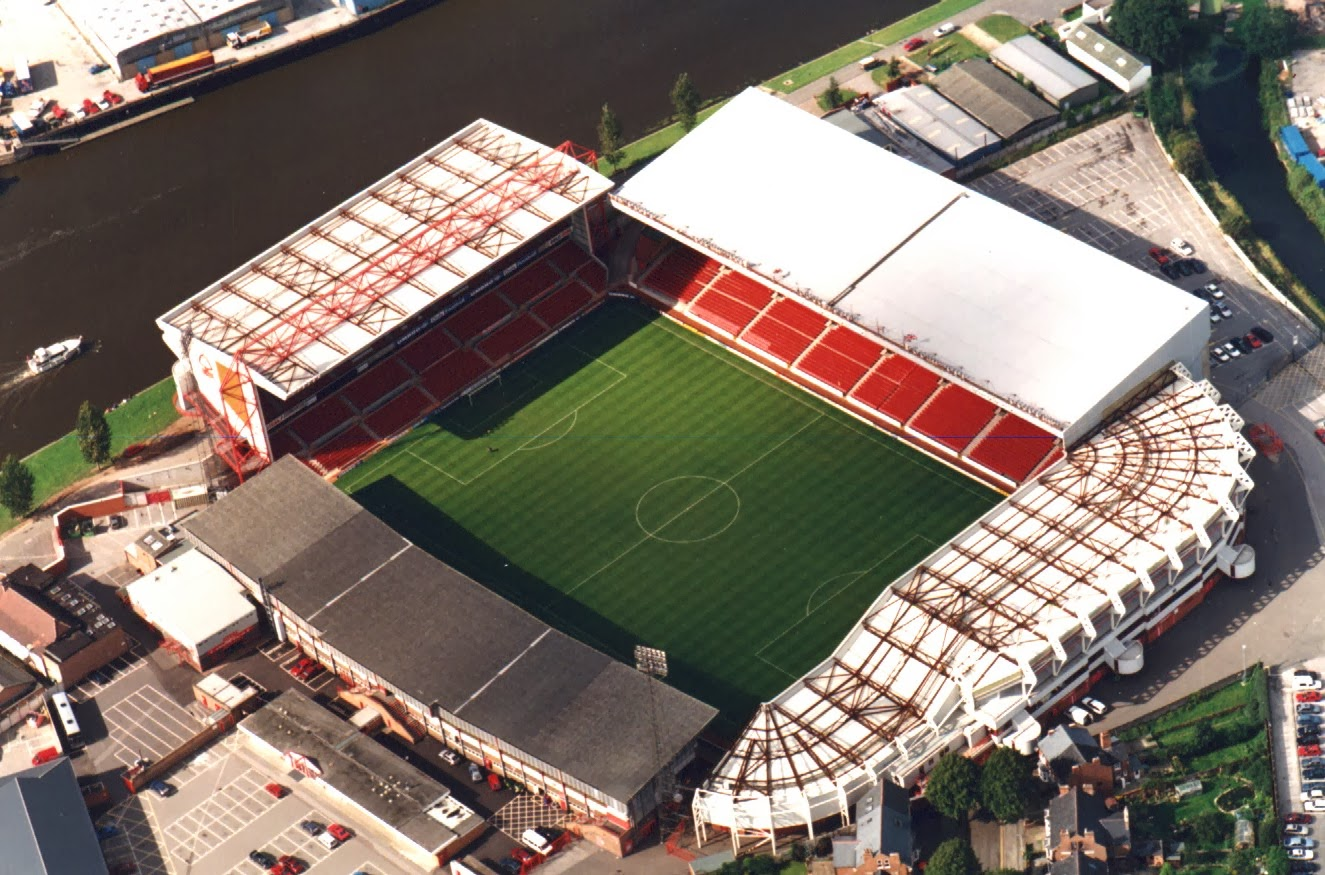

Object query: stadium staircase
[634,243,1066,488]
[264,241,610,477]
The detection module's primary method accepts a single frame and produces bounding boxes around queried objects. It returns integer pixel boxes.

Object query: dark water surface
[1190,44,1325,304]
[0,0,918,456]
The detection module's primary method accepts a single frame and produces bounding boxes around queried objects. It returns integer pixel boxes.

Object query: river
[0,0,914,457]
[1190,43,1325,304]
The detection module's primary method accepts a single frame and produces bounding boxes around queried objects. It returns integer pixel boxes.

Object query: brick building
[0,566,131,686]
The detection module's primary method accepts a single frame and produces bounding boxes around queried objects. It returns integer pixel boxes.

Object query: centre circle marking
[635,475,741,544]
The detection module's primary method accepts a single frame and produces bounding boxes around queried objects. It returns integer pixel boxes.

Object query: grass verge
[0,378,181,534]
[977,13,1032,43]
[763,0,986,93]
[908,33,985,72]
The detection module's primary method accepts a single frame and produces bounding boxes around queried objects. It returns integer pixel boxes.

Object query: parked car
[1162,263,1182,280]
[148,780,174,798]
[1177,259,1196,277]
[1190,258,1207,273]
[1223,341,1241,358]
[1287,813,1316,824]
[263,783,287,799]
[1212,347,1230,364]
[1233,337,1253,355]
[30,746,60,766]
[1292,849,1320,862]
[1149,246,1171,265]
[288,657,319,681]
[1171,237,1195,256]
[1216,301,1234,319]
[468,762,484,782]
[327,824,352,843]
[492,858,523,875]
[1290,862,1319,873]
[298,820,323,837]
[1067,704,1094,725]
[271,856,306,875]
[1302,705,1323,715]
[1300,692,1324,703]
[1303,715,1325,726]
[1245,332,1263,349]
[1304,769,1325,781]
[903,36,927,51]
[1310,799,1325,813]
[315,830,340,850]
[1251,325,1275,343]
[1285,837,1317,849]
[1304,757,1325,768]
[934,21,957,36]
[1080,696,1108,717]
[109,514,127,530]
[1300,745,1321,757]
[89,62,110,74]
[439,748,461,766]
[521,827,555,855]
[1289,824,1313,836]
[1202,282,1226,299]
[1210,307,1223,324]
[249,850,277,868]
[97,824,120,840]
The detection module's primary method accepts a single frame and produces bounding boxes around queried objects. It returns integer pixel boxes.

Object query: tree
[1220,205,1252,240]
[927,838,982,875]
[823,76,844,108]
[671,73,701,132]
[1189,809,1231,847]
[1110,0,1188,65]
[0,455,34,518]
[596,103,625,168]
[75,400,112,467]
[1241,4,1296,61]
[927,753,982,820]
[1265,847,1291,875]
[1158,863,1178,875]
[1227,847,1257,875]
[980,747,1035,823]
[1171,133,1207,179]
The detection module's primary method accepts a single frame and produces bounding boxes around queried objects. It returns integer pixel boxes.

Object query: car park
[249,851,277,868]
[1080,696,1108,717]
[934,22,957,36]
[149,780,174,798]
[439,748,461,765]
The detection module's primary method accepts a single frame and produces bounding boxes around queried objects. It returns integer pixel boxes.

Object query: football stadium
[159,89,1257,852]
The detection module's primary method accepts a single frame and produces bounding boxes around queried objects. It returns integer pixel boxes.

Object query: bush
[1189,809,1232,848]
[1149,74,1185,140]
[1220,205,1252,240]
[1171,133,1208,179]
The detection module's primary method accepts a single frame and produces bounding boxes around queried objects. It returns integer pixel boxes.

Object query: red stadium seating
[533,282,594,329]
[444,292,511,340]
[742,299,828,363]
[690,288,764,336]
[547,241,591,277]
[479,314,546,362]
[576,259,607,293]
[364,387,433,440]
[850,355,942,423]
[966,414,1060,483]
[707,270,774,310]
[642,249,721,304]
[797,326,884,393]
[633,234,663,272]
[311,425,377,474]
[341,357,412,412]
[290,395,355,445]
[268,428,304,460]
[420,349,491,404]
[400,322,459,373]
[909,384,999,453]
[496,260,560,307]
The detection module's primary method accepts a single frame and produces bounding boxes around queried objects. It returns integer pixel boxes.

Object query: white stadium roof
[699,366,1252,825]
[158,121,612,400]
[612,89,1206,432]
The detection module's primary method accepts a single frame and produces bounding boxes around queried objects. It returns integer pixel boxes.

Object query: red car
[81,98,102,115]
[1301,744,1322,757]
[269,856,306,875]
[326,823,352,843]
[288,657,318,681]
[1301,692,1324,703]
[31,746,60,766]
[263,782,288,799]
[512,847,539,864]
[102,89,124,106]
[1148,246,1171,265]
[1286,813,1315,824]
[1245,333,1263,349]
[903,37,927,52]
[1316,427,1325,446]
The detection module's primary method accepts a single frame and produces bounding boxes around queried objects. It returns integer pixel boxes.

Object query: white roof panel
[159,120,612,399]
[991,35,1098,103]
[612,88,1206,428]
[126,550,257,649]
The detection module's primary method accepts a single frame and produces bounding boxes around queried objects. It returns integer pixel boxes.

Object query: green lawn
[0,378,180,533]
[908,33,985,72]
[764,0,986,92]
[599,102,726,177]
[338,302,998,725]
[977,14,1032,43]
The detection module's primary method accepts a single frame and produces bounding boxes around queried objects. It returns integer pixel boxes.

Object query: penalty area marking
[635,475,742,544]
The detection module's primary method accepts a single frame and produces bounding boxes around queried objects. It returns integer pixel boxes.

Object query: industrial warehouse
[154,88,1257,859]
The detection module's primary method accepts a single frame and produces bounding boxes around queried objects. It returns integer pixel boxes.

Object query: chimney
[1099,730,1112,750]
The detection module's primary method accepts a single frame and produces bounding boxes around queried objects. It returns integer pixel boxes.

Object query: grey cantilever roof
[0,758,108,875]
[185,457,716,803]
[935,59,1058,139]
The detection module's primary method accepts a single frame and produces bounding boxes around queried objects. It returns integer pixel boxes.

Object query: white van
[1295,675,1324,691]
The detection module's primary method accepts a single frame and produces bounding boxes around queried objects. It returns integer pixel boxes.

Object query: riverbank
[1258,58,1325,247]
[0,378,181,534]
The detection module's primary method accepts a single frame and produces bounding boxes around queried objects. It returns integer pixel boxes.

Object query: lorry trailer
[135,51,215,92]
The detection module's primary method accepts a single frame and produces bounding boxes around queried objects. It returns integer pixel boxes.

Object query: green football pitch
[338,301,999,726]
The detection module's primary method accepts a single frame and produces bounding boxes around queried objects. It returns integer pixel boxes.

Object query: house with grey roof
[0,757,107,875]
[1046,786,1132,866]
[991,35,1100,107]
[832,778,914,872]
[1062,24,1152,94]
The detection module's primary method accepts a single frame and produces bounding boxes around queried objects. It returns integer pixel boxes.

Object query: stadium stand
[496,261,561,308]
[632,233,665,274]
[849,355,943,424]
[965,413,1060,482]
[400,323,459,373]
[268,429,304,460]
[310,425,378,474]
[290,395,356,446]
[641,248,721,304]
[742,298,828,363]
[796,326,885,393]
[364,387,434,440]
[341,357,413,412]
[478,313,547,363]
[548,240,593,277]
[708,270,776,311]
[690,288,766,337]
[576,259,608,292]
[534,282,595,329]
[444,292,512,340]
[420,348,493,405]
[909,384,999,453]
